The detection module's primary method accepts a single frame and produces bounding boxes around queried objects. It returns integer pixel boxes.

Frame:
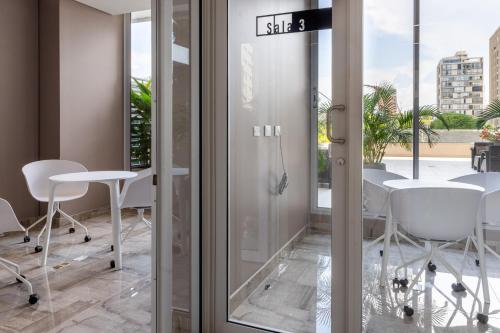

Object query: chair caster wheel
[84,235,91,242]
[475,259,480,266]
[392,278,400,287]
[452,283,466,293]
[399,278,409,288]
[69,227,75,234]
[110,260,115,268]
[477,313,488,324]
[16,274,26,283]
[34,245,43,253]
[379,250,384,257]
[403,306,414,317]
[23,236,30,243]
[111,245,114,251]
[427,262,437,272]
[28,294,39,305]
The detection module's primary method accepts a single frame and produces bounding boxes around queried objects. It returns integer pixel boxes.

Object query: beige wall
[39,0,61,160]
[0,0,124,219]
[59,0,124,214]
[0,0,40,219]
[229,0,311,293]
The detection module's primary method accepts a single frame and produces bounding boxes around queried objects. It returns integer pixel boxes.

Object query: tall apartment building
[437,51,483,116]
[491,27,500,103]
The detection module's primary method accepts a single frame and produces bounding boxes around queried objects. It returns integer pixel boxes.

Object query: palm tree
[130,78,152,168]
[363,82,449,165]
[478,99,500,127]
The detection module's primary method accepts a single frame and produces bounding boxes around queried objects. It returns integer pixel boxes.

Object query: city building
[437,51,484,116]
[491,27,500,103]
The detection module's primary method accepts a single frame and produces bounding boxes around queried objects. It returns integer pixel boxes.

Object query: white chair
[390,187,487,323]
[0,198,39,304]
[22,160,91,252]
[450,173,500,265]
[363,169,422,258]
[118,168,153,243]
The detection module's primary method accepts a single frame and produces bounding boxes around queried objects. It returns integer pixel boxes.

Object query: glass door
[209,0,358,331]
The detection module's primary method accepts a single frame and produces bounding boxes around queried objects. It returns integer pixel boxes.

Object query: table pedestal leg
[109,180,122,269]
[42,185,56,267]
[380,195,393,287]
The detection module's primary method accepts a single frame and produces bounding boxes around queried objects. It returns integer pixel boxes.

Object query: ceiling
[74,0,151,15]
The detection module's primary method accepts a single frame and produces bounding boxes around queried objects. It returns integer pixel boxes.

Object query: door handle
[326,104,346,143]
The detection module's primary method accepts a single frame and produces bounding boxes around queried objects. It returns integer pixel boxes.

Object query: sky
[130,0,500,111]
[131,21,152,80]
[364,0,500,110]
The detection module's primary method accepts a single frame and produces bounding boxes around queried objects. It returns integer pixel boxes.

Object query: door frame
[201,0,363,331]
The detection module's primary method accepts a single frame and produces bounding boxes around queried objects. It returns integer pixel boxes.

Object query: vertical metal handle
[327,104,346,144]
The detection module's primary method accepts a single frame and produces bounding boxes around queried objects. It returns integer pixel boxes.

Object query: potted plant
[363,83,448,169]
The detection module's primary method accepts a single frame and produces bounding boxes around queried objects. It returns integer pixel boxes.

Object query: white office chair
[363,169,422,257]
[390,187,488,323]
[0,198,39,304]
[450,173,500,265]
[118,168,153,243]
[22,160,91,252]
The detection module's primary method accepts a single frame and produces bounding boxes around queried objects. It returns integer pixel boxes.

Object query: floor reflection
[230,233,331,333]
[230,232,500,333]
[364,241,500,332]
[0,211,152,333]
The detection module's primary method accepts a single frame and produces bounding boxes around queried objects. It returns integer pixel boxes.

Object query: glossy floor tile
[0,211,152,333]
[230,232,500,333]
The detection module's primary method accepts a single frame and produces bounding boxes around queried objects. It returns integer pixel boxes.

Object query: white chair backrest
[22,160,89,202]
[450,173,500,226]
[392,187,482,242]
[0,198,25,233]
[119,168,153,209]
[363,169,406,218]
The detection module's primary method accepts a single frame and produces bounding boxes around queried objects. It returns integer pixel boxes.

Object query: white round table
[378,179,486,288]
[383,179,484,191]
[42,171,137,269]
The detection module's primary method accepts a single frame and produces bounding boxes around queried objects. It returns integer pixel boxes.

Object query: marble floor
[230,232,500,333]
[0,211,152,333]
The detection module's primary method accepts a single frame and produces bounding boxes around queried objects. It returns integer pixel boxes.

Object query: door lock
[336,158,346,166]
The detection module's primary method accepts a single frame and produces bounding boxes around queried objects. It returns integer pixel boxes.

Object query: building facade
[437,51,483,116]
[491,27,500,103]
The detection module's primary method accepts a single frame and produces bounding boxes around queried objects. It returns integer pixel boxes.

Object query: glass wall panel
[362,0,500,331]
[227,1,332,332]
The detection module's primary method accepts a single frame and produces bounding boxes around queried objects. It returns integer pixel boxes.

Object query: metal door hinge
[153,174,158,186]
[331,137,346,144]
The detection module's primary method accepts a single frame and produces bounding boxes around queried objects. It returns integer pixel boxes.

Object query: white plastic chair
[363,169,422,257]
[0,198,39,304]
[118,168,153,243]
[22,160,91,252]
[450,173,500,265]
[390,187,488,323]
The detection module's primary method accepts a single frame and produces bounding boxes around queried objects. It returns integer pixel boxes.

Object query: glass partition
[362,0,500,331]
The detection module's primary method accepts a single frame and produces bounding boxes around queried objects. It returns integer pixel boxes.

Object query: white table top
[383,179,484,192]
[50,171,137,183]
